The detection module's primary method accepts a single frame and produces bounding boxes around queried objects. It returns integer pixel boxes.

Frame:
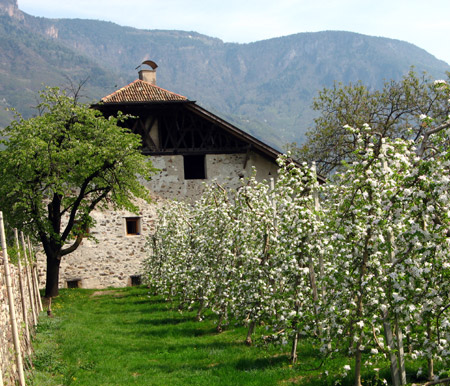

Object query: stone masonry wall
[146,152,278,201]
[0,251,36,386]
[37,196,160,290]
[36,151,279,290]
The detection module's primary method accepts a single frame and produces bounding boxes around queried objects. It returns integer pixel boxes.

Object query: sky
[18,0,450,65]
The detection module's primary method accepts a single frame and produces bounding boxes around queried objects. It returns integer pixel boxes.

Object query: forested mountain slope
[1,0,449,148]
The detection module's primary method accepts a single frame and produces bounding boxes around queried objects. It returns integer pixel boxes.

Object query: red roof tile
[101,79,188,103]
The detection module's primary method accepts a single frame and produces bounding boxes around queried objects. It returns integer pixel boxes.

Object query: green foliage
[294,71,450,175]
[0,86,154,237]
[0,86,156,295]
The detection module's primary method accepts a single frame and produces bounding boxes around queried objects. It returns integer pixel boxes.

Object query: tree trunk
[354,346,362,386]
[196,299,204,322]
[45,253,61,298]
[395,316,407,385]
[427,320,434,381]
[383,313,400,386]
[216,307,227,333]
[291,329,299,364]
[245,321,256,346]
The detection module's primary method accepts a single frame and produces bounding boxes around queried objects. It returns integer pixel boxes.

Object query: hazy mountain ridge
[1,0,449,148]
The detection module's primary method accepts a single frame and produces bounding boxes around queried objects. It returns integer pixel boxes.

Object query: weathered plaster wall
[37,151,279,289]
[147,151,278,201]
[0,253,35,386]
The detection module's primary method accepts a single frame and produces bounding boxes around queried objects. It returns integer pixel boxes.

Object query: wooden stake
[21,232,37,326]
[382,157,407,385]
[33,266,43,312]
[14,229,31,356]
[0,212,26,386]
[311,162,325,296]
[27,236,43,313]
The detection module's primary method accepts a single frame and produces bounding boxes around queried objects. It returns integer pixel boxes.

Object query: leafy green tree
[0,87,156,298]
[294,70,450,175]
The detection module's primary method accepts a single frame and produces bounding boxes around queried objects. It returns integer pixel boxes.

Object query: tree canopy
[0,87,156,297]
[294,70,450,175]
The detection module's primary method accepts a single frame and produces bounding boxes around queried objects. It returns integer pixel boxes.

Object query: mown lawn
[28,287,430,385]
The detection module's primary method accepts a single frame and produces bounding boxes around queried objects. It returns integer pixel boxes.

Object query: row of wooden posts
[0,211,43,386]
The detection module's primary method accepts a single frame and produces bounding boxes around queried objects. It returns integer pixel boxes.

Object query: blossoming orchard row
[144,81,450,386]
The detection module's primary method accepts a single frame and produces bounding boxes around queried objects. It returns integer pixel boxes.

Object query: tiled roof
[101,79,188,103]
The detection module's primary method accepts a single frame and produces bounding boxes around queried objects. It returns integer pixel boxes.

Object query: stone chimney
[138,60,158,85]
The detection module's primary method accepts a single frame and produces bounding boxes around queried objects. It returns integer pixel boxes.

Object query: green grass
[27,287,438,385]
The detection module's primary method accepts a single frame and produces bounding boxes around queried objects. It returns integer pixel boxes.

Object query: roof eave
[185,104,327,183]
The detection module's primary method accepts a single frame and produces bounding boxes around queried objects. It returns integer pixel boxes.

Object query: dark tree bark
[45,252,61,298]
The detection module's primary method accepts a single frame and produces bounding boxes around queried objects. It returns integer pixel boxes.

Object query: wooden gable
[121,104,250,155]
[95,76,283,163]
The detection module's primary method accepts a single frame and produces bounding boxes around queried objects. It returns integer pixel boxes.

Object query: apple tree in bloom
[322,119,450,385]
[142,78,450,384]
[265,155,326,363]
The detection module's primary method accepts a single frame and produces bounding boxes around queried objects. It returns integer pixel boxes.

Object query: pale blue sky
[18,0,450,65]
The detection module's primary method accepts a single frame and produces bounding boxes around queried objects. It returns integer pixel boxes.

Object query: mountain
[1,0,449,149]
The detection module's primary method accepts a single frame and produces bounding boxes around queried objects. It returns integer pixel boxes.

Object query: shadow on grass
[126,323,219,338]
[234,353,290,371]
[132,316,196,326]
[164,339,244,352]
[125,350,291,376]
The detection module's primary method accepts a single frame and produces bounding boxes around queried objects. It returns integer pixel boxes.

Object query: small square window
[126,217,141,235]
[184,154,206,180]
[67,279,81,288]
[130,275,142,286]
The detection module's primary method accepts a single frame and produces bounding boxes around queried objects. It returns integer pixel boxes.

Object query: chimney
[138,60,158,85]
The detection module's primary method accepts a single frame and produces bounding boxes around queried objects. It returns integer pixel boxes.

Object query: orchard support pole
[27,236,43,312]
[0,212,26,386]
[311,162,325,294]
[14,229,32,356]
[21,232,37,326]
[311,162,325,340]
[382,157,407,385]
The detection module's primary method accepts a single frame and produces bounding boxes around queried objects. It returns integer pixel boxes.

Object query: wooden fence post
[33,266,43,313]
[14,229,32,356]
[21,232,37,326]
[0,211,26,386]
[28,236,43,313]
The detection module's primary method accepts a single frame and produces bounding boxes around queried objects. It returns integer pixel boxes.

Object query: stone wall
[0,251,38,385]
[146,152,279,201]
[37,196,160,290]
[36,151,279,290]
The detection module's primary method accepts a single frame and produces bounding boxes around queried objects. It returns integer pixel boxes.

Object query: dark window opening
[130,275,142,286]
[126,218,140,235]
[67,279,81,289]
[184,155,206,180]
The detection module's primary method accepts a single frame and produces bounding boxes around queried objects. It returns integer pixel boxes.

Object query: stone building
[38,61,289,289]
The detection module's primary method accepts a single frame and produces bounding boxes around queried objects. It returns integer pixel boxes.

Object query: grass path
[28,286,423,385]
